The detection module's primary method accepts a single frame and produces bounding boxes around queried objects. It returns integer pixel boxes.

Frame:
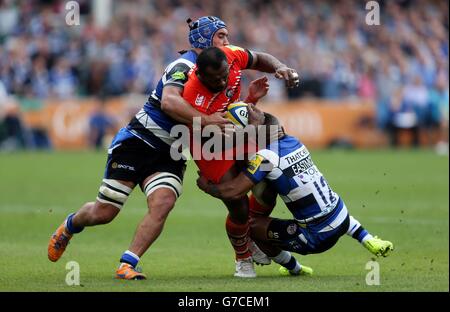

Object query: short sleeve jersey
[182,45,253,114]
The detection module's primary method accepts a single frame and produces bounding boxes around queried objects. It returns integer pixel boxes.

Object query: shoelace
[54,232,70,250]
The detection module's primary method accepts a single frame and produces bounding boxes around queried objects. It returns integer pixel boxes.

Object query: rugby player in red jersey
[182,46,299,277]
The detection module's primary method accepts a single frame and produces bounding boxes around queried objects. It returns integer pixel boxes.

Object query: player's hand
[274,66,300,88]
[196,171,210,193]
[203,111,232,131]
[246,76,269,104]
[247,103,266,126]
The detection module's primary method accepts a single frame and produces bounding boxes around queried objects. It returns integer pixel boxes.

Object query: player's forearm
[161,92,207,125]
[207,181,249,201]
[207,174,255,200]
[244,94,258,104]
[251,52,286,73]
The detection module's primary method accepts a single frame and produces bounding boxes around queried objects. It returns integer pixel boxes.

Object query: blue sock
[353,227,369,243]
[66,213,84,234]
[283,256,298,271]
[120,250,140,268]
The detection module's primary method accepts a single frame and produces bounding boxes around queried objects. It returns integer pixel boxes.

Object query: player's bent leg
[48,179,134,262]
[250,180,277,217]
[248,181,277,265]
[260,217,313,276]
[48,201,121,262]
[75,179,134,226]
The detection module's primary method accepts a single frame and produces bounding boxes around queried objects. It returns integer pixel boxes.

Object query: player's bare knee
[250,216,272,241]
[249,215,258,230]
[143,172,182,222]
[148,191,176,222]
[97,179,133,210]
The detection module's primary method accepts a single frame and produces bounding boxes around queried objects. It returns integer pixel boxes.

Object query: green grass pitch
[0,149,448,291]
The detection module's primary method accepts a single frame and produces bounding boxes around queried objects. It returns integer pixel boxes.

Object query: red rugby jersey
[182,45,252,114]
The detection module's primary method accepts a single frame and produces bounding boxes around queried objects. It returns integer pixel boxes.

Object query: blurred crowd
[0,0,448,150]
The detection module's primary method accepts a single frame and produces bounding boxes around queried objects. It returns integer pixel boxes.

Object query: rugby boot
[115,263,147,280]
[48,219,73,262]
[363,236,394,257]
[279,264,314,276]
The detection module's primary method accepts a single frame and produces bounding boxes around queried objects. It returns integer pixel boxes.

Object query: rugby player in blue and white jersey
[197,107,394,276]
[48,16,247,280]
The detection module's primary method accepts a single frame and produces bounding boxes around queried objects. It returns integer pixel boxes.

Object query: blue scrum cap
[187,16,227,49]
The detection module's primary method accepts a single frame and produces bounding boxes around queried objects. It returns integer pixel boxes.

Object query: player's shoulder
[165,50,197,73]
[222,45,246,53]
[221,45,247,56]
[220,45,252,68]
[255,148,280,165]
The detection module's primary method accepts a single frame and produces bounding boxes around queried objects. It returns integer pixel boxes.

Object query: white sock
[361,233,374,244]
[347,216,361,236]
[271,250,291,264]
[272,250,301,273]
[291,262,301,274]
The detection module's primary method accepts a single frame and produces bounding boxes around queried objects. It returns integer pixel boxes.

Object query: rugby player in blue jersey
[197,106,394,276]
[47,17,243,280]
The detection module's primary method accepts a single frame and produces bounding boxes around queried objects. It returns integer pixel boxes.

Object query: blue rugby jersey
[244,135,341,223]
[116,50,198,150]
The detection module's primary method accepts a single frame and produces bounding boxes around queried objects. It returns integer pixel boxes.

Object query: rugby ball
[225,102,249,128]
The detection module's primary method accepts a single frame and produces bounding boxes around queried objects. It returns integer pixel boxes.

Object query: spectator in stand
[0,0,448,151]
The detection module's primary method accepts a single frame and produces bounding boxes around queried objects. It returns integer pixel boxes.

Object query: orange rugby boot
[48,220,73,262]
[115,263,147,280]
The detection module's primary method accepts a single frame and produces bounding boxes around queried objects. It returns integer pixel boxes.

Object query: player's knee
[148,190,176,223]
[97,179,133,210]
[249,215,271,241]
[144,172,183,200]
[268,218,299,240]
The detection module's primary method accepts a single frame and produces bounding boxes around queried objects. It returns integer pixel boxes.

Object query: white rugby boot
[234,257,257,278]
[248,239,271,265]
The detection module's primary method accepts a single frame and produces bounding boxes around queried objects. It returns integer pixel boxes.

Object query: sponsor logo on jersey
[291,156,314,175]
[225,87,234,98]
[195,94,205,106]
[171,71,186,81]
[268,230,279,239]
[283,155,316,178]
[112,162,135,171]
[286,223,298,235]
[228,45,244,52]
[285,147,309,165]
[247,154,264,174]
